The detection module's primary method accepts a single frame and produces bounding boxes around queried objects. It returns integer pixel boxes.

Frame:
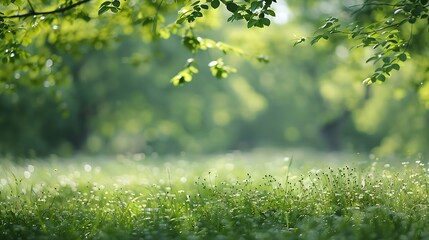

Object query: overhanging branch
[2,0,92,19]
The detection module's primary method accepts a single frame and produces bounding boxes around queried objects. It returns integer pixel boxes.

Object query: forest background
[1,0,428,159]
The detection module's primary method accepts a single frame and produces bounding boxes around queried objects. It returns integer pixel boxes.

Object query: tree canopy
[1,0,428,89]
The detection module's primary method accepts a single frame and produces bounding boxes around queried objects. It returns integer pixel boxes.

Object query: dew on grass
[1,178,7,186]
[84,164,92,172]
[24,171,31,179]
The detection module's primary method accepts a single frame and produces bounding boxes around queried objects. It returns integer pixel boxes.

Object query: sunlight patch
[225,163,235,171]
[272,0,292,24]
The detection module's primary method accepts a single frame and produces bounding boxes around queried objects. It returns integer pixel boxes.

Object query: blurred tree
[289,0,429,156]
[1,0,429,157]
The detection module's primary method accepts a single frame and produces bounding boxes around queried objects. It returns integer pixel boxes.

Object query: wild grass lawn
[1,150,428,240]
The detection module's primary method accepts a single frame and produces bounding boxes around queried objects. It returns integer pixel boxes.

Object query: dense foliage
[295,0,429,84]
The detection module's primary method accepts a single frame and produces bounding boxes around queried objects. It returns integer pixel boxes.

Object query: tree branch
[2,0,92,19]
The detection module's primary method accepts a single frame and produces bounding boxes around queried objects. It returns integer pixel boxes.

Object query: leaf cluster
[208,58,237,79]
[98,0,122,15]
[176,0,276,28]
[171,58,199,85]
[172,34,243,85]
[294,0,429,84]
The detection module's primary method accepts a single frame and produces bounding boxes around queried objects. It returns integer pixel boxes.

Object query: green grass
[1,150,428,239]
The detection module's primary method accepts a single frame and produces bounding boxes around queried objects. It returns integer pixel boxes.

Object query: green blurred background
[1,0,428,158]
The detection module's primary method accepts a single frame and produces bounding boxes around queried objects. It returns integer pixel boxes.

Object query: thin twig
[2,0,92,19]
[27,0,35,13]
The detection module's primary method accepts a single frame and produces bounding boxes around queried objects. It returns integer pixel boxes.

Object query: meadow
[1,149,428,239]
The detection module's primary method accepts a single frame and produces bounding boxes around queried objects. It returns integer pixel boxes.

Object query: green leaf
[310,35,322,45]
[255,21,264,28]
[226,2,239,13]
[191,1,201,6]
[320,22,333,29]
[377,73,386,82]
[192,11,203,18]
[247,19,257,28]
[391,64,400,71]
[265,10,275,17]
[171,75,185,85]
[362,37,376,45]
[188,66,199,74]
[98,6,109,15]
[187,17,195,22]
[171,66,199,86]
[365,55,378,63]
[261,18,270,26]
[112,0,120,8]
[382,57,391,64]
[110,7,119,13]
[182,36,201,52]
[398,53,407,61]
[403,4,412,12]
[211,0,220,9]
[100,1,111,7]
[294,37,305,46]
[176,17,187,24]
[411,6,423,17]
[362,78,372,85]
[77,12,91,22]
[256,55,269,63]
[250,1,262,11]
